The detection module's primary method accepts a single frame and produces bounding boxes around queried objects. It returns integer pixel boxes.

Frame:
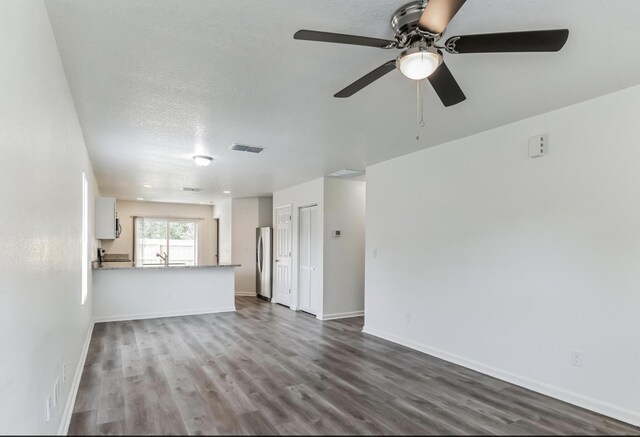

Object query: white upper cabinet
[95,197,118,240]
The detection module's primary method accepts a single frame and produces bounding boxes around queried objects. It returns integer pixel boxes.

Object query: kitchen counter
[92,263,238,321]
[93,264,240,270]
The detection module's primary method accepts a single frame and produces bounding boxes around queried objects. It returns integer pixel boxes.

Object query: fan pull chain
[416,79,425,140]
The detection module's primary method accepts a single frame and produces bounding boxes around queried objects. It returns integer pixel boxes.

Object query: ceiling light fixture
[397,47,442,80]
[142,184,152,188]
[136,197,144,201]
[223,190,231,194]
[329,169,366,178]
[193,155,213,167]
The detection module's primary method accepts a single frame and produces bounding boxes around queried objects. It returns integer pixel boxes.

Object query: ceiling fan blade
[294,30,395,48]
[445,29,569,54]
[334,60,397,98]
[427,62,466,107]
[418,0,467,35]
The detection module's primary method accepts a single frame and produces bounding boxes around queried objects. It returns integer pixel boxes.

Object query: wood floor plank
[68,410,97,435]
[68,296,640,436]
[159,357,219,435]
[123,375,157,435]
[274,417,322,435]
[97,420,126,435]
[235,410,280,436]
[142,355,189,435]
[72,363,102,413]
[96,369,125,425]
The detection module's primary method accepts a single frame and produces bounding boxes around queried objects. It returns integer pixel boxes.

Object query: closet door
[274,205,292,306]
[299,205,320,315]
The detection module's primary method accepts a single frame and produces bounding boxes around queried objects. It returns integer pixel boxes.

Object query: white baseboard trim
[93,306,236,323]
[317,310,364,321]
[58,321,94,435]
[235,291,257,297]
[362,325,640,427]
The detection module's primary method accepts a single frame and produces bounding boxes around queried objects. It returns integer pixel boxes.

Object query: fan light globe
[398,48,442,80]
[193,155,213,167]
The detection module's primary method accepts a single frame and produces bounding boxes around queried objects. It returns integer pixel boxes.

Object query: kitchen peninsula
[92,264,240,322]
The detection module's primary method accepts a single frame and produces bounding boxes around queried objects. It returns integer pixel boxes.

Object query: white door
[298,205,320,315]
[274,205,292,306]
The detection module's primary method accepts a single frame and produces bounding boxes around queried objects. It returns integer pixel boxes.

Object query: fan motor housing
[391,0,443,47]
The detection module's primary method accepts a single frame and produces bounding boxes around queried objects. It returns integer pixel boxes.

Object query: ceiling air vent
[328,169,366,178]
[230,143,264,154]
[182,187,203,192]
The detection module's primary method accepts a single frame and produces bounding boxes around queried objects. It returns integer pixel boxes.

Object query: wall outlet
[404,313,411,323]
[570,350,583,367]
[62,362,67,384]
[44,397,51,422]
[373,249,378,258]
[53,379,59,407]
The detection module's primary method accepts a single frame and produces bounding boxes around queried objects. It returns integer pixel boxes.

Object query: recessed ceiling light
[142,184,152,188]
[198,201,206,204]
[136,197,144,201]
[223,190,231,194]
[193,155,213,167]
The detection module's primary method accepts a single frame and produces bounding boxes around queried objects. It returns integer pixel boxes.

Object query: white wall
[273,178,324,310]
[273,177,366,318]
[0,1,98,433]
[258,197,273,228]
[214,199,232,264]
[323,178,366,318]
[232,198,259,295]
[364,84,640,426]
[100,200,217,267]
[231,197,273,295]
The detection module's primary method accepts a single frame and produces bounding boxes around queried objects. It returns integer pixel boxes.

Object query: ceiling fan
[294,0,569,107]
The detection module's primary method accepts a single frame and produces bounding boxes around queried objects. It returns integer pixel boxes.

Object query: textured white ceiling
[45,0,640,204]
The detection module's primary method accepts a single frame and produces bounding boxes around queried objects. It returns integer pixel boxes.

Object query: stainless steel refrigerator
[256,227,272,299]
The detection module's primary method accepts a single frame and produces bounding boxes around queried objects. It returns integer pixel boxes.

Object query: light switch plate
[529,134,548,158]
[570,350,583,367]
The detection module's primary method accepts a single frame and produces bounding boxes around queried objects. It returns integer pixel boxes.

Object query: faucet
[156,252,168,267]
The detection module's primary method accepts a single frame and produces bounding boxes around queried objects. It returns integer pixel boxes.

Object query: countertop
[93,264,240,271]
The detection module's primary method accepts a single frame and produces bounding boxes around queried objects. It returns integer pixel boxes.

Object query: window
[134,217,198,267]
[81,171,89,305]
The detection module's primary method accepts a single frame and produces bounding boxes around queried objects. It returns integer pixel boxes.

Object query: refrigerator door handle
[257,233,263,274]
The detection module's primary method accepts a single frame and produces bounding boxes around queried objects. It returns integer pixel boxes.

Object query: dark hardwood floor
[69,297,639,435]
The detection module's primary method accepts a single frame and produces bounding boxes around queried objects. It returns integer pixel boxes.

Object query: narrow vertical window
[81,171,89,305]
